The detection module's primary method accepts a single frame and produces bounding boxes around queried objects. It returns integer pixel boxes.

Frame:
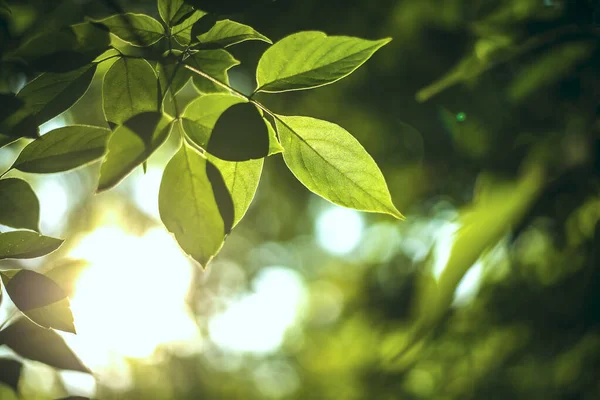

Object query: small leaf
[96,13,164,47]
[12,125,110,173]
[208,102,269,161]
[197,19,271,47]
[159,142,230,267]
[44,259,89,297]
[102,57,159,125]
[0,318,89,373]
[171,10,206,45]
[158,0,194,26]
[0,178,40,231]
[157,52,191,97]
[0,359,22,394]
[256,31,390,93]
[0,269,75,333]
[98,112,173,191]
[186,49,239,93]
[276,115,403,218]
[0,231,63,260]
[1,65,96,139]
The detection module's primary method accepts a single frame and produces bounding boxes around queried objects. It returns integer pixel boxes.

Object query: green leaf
[158,0,194,26]
[0,359,22,394]
[0,231,63,260]
[12,125,111,173]
[102,57,159,125]
[98,112,173,191]
[0,178,40,231]
[44,259,89,297]
[197,19,271,47]
[1,65,96,139]
[186,49,239,93]
[159,142,231,267]
[96,13,164,47]
[256,31,390,93]
[172,10,206,45]
[208,102,269,161]
[0,269,75,333]
[0,318,89,373]
[275,115,403,218]
[157,52,191,97]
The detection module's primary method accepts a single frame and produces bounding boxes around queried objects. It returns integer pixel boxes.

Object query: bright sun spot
[63,225,199,369]
[209,267,306,354]
[315,207,364,255]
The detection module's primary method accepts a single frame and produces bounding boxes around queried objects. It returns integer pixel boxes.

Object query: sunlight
[315,207,364,255]
[64,225,199,370]
[208,267,306,354]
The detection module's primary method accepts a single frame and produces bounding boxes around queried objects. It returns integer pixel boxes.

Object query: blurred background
[1,0,600,399]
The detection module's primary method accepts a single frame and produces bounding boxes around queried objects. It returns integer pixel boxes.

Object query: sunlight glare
[316,207,364,255]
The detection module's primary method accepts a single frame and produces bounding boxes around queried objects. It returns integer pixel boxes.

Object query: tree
[0,0,402,395]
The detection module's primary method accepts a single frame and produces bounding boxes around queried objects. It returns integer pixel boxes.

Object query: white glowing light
[64,226,199,371]
[315,207,364,255]
[132,167,163,219]
[37,179,69,235]
[209,267,305,354]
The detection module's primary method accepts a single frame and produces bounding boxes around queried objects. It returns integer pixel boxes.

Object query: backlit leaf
[102,57,159,125]
[186,49,239,93]
[256,31,390,93]
[0,231,63,260]
[197,19,271,47]
[276,115,403,218]
[44,259,89,297]
[12,125,110,173]
[158,0,194,26]
[172,10,206,45]
[96,13,164,47]
[159,142,231,267]
[0,178,40,231]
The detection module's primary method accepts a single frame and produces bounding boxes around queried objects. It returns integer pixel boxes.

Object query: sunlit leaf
[159,142,232,267]
[102,58,159,126]
[158,0,194,26]
[0,178,39,231]
[44,259,89,297]
[186,49,239,93]
[256,31,390,93]
[96,13,164,47]
[172,10,206,45]
[208,102,269,161]
[157,52,191,97]
[12,125,110,173]
[0,231,63,260]
[0,359,22,394]
[276,115,403,218]
[0,269,75,333]
[1,65,97,139]
[98,112,173,191]
[0,318,89,373]
[197,19,271,47]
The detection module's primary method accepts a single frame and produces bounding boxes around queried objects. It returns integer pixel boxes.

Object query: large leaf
[181,94,265,225]
[208,102,269,161]
[158,0,194,26]
[12,125,111,173]
[0,269,75,333]
[256,31,390,93]
[159,142,232,267]
[0,318,89,373]
[0,359,22,394]
[98,112,173,191]
[96,13,164,47]
[0,65,96,139]
[275,115,403,218]
[171,10,206,45]
[186,49,239,93]
[0,231,63,260]
[102,57,159,125]
[0,178,39,231]
[197,19,271,47]
[44,258,89,297]
[157,51,191,97]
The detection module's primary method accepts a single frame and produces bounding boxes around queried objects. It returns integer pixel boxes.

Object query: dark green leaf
[98,112,173,191]
[96,13,164,47]
[184,0,272,14]
[276,115,403,218]
[0,231,63,260]
[12,125,111,173]
[158,0,194,26]
[44,259,89,297]
[157,53,191,97]
[256,31,390,93]
[0,359,22,394]
[0,269,75,333]
[186,49,239,93]
[197,19,271,47]
[0,318,89,373]
[172,10,206,45]
[1,65,96,139]
[102,58,159,125]
[0,94,23,123]
[159,142,229,267]
[0,178,40,231]
[208,102,269,161]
